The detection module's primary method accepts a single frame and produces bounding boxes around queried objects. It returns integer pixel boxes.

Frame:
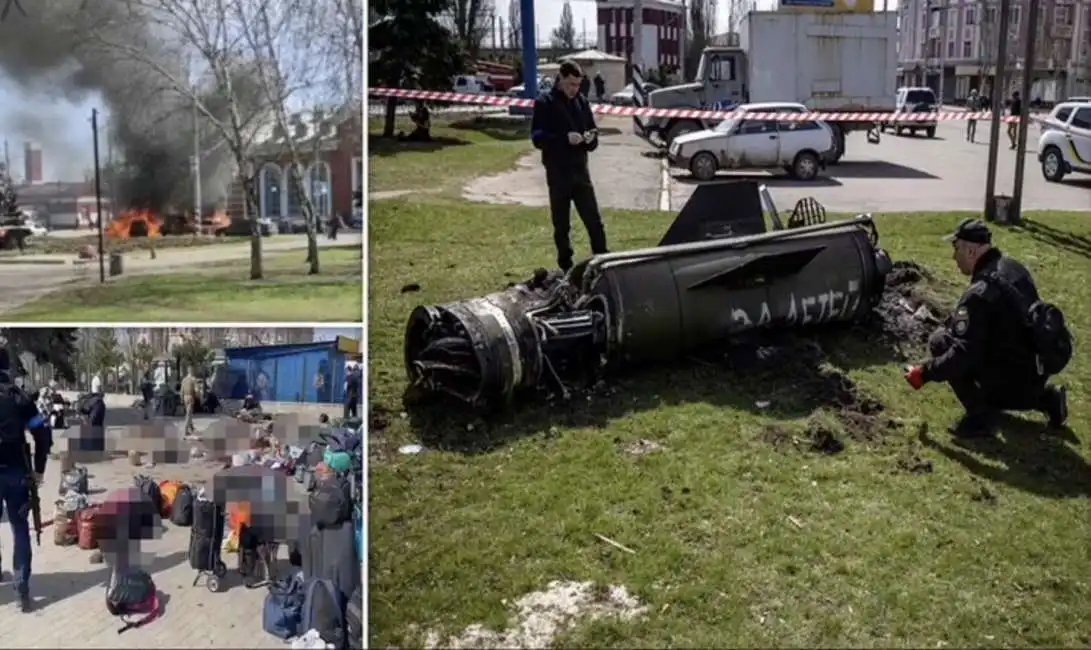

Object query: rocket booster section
[404,188,892,408]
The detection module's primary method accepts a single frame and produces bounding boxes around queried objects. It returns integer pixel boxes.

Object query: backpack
[308,476,353,528]
[105,567,160,634]
[58,466,89,496]
[170,485,194,526]
[993,274,1073,375]
[262,575,305,640]
[345,585,363,650]
[132,475,162,517]
[1027,301,1073,375]
[300,578,346,649]
[0,382,30,443]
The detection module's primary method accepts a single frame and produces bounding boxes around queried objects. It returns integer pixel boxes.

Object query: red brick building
[227,105,362,224]
[596,0,686,72]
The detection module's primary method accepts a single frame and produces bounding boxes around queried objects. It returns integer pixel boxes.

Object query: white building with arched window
[229,105,361,230]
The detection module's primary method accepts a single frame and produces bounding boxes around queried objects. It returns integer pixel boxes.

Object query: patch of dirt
[616,438,665,456]
[871,260,953,351]
[423,580,648,649]
[897,454,935,474]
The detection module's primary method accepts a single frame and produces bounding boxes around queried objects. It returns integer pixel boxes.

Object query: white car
[1038,101,1091,182]
[24,218,48,237]
[667,102,832,182]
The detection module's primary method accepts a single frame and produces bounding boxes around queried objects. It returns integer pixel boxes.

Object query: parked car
[610,82,660,106]
[667,102,833,182]
[507,76,553,97]
[882,86,938,138]
[452,75,494,94]
[1038,101,1091,183]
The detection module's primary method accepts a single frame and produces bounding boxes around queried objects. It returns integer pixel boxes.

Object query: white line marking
[658,157,671,212]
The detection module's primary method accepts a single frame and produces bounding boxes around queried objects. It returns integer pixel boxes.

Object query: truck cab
[633,47,748,145]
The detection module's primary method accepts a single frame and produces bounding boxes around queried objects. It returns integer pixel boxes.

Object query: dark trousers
[1007,122,1018,147]
[546,166,608,270]
[929,329,1049,415]
[966,120,977,141]
[343,399,358,420]
[0,466,32,596]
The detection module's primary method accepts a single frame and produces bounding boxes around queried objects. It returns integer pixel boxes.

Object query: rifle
[21,443,41,546]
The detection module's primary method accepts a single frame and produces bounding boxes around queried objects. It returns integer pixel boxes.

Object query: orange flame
[106,210,163,239]
[206,209,231,234]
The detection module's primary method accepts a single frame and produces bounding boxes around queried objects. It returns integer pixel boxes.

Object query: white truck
[632,10,898,163]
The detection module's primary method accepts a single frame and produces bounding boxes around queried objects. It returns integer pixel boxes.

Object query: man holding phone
[531,60,609,271]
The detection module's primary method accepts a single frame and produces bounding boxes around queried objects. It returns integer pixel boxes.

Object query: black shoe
[1043,385,1067,429]
[948,413,998,439]
[17,592,32,613]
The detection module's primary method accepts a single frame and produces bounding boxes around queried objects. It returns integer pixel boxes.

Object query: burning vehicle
[404,182,896,408]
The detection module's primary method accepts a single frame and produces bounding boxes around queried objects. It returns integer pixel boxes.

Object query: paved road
[0,233,363,315]
[460,116,1090,215]
[0,413,316,648]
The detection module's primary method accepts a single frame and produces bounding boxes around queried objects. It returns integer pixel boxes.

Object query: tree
[371,0,465,138]
[88,329,124,391]
[79,0,358,280]
[447,0,495,56]
[121,329,156,392]
[0,328,79,384]
[686,0,716,82]
[171,333,215,378]
[551,2,576,50]
[507,0,521,50]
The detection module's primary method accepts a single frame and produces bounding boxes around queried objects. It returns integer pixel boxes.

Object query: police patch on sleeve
[952,306,969,336]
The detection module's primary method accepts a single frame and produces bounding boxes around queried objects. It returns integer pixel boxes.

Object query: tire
[689,151,718,181]
[790,151,821,181]
[925,126,936,138]
[895,126,905,136]
[910,128,918,136]
[1040,146,1067,182]
[665,120,701,145]
[828,124,845,165]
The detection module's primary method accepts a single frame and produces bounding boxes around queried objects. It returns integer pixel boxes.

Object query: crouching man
[903,218,1068,438]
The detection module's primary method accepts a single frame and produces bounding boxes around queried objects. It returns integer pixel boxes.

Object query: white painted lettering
[757,302,772,327]
[801,297,817,324]
[731,308,753,327]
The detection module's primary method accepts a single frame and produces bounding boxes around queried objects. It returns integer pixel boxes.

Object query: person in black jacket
[904,219,1067,437]
[0,352,51,613]
[531,60,609,271]
[75,390,107,461]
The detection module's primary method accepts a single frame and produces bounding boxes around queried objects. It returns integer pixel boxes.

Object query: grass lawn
[369,197,1091,648]
[0,233,240,257]
[368,115,532,193]
[9,246,362,322]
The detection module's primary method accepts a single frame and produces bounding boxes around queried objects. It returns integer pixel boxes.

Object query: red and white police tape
[369,86,1031,124]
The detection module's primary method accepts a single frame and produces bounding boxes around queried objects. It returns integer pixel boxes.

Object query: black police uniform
[530,86,609,271]
[921,219,1065,432]
[0,372,50,611]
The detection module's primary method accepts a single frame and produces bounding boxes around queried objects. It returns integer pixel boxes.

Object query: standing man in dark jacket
[1007,90,1023,149]
[343,365,360,420]
[593,72,606,102]
[76,390,107,462]
[0,352,51,613]
[904,219,1067,437]
[531,60,609,271]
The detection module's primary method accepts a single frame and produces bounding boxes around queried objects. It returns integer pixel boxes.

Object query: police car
[1038,101,1091,182]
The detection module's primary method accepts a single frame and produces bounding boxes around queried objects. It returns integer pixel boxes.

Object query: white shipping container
[739,11,898,111]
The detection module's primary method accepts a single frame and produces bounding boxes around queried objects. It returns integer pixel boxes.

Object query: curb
[0,257,70,266]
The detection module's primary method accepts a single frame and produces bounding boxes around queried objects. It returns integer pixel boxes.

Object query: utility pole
[983,0,1014,220]
[192,87,202,219]
[633,0,645,73]
[1011,0,1042,221]
[937,0,947,103]
[680,0,688,81]
[91,108,105,284]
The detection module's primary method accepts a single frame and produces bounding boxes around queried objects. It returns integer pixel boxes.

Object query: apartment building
[897,0,1091,101]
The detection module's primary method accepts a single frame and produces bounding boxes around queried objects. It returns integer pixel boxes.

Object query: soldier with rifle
[0,349,50,613]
